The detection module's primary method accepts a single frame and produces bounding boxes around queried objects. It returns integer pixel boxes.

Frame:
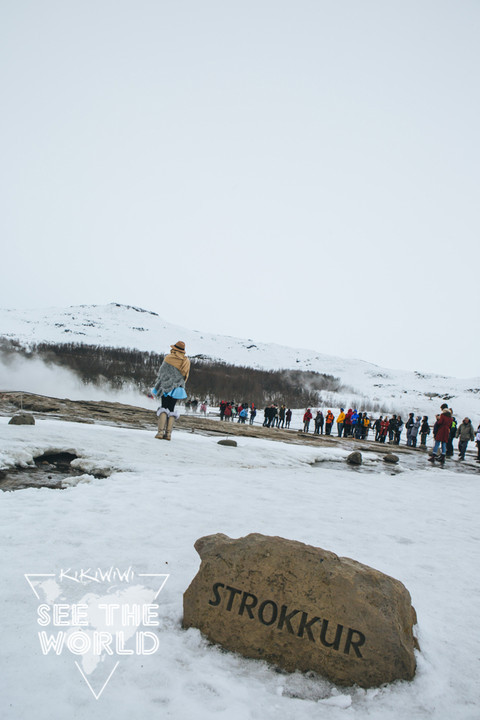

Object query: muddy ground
[0,390,427,457]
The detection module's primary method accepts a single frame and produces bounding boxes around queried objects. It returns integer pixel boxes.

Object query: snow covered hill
[0,303,479,418]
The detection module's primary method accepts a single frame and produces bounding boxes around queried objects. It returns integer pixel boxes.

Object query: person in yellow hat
[152,341,190,440]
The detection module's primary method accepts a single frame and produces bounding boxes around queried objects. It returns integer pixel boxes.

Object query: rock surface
[0,392,421,459]
[383,454,399,464]
[183,533,417,688]
[218,439,237,447]
[8,413,35,425]
[346,451,362,465]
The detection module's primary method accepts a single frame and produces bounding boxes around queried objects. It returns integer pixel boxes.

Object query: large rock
[183,533,417,688]
[346,451,362,465]
[383,453,399,464]
[8,413,35,425]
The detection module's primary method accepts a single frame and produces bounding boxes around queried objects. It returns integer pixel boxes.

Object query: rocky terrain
[0,390,440,457]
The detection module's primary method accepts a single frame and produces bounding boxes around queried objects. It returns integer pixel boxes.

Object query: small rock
[8,413,35,426]
[218,439,237,447]
[347,451,362,465]
[383,454,399,464]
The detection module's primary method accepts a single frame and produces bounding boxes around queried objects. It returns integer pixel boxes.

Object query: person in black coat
[420,417,430,447]
[388,416,397,443]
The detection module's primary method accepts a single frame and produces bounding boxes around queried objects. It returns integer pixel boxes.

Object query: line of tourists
[303,408,373,439]
[217,398,479,463]
[301,406,479,463]
[152,343,479,462]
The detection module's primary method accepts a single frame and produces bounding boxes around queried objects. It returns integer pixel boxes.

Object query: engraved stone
[183,533,417,688]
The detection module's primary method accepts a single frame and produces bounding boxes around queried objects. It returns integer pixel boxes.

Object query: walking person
[152,341,190,441]
[379,418,389,443]
[351,409,359,437]
[406,413,415,446]
[411,416,421,447]
[388,416,397,443]
[303,408,313,433]
[325,410,334,436]
[219,401,227,420]
[374,416,383,442]
[317,411,324,434]
[420,416,430,447]
[394,416,403,445]
[429,404,453,465]
[336,408,345,437]
[446,410,457,457]
[270,405,278,428]
[456,418,475,461]
[272,405,279,427]
[361,413,370,440]
[344,409,353,437]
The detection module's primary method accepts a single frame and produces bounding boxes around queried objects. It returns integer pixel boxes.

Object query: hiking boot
[155,409,168,439]
[164,414,176,440]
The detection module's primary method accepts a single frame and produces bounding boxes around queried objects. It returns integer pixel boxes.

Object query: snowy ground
[1,416,479,720]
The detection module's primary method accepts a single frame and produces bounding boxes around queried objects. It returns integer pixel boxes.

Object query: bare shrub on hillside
[0,339,348,408]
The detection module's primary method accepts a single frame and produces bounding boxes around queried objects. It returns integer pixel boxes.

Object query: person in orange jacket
[325,410,335,435]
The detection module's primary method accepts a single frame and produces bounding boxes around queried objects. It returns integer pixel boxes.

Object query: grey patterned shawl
[154,360,186,395]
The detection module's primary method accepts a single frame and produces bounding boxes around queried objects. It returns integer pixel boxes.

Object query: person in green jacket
[456,418,475,461]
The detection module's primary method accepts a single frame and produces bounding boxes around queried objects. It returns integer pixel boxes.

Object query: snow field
[0,417,479,720]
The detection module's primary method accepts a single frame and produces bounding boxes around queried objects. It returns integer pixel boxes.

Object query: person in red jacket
[344,409,353,437]
[428,404,453,465]
[303,409,313,433]
[379,418,389,443]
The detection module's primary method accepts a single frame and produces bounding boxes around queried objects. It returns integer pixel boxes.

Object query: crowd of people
[301,405,479,463]
[219,401,258,424]
[151,342,479,462]
[214,400,480,464]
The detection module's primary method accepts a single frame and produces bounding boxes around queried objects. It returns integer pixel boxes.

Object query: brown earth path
[0,391,420,458]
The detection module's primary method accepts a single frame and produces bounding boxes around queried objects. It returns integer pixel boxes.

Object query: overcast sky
[1,1,479,378]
